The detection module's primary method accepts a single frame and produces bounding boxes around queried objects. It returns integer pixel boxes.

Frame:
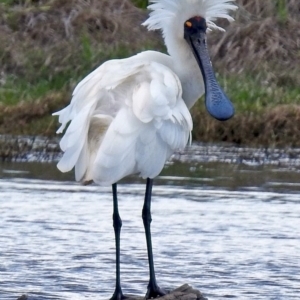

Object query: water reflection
[0,158,300,300]
[1,158,300,193]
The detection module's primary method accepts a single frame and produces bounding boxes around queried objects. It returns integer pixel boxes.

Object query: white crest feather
[143,0,237,33]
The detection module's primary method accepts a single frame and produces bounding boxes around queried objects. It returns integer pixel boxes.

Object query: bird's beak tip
[206,96,235,121]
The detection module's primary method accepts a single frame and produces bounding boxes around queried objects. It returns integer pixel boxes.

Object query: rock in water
[124,284,208,300]
[16,284,208,300]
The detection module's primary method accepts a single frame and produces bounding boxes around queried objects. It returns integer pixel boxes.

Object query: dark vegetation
[0,0,299,146]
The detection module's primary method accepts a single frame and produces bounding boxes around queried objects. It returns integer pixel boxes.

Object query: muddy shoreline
[0,135,61,163]
[1,135,300,170]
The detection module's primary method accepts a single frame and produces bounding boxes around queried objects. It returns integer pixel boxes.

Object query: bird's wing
[54,52,192,185]
[53,57,146,134]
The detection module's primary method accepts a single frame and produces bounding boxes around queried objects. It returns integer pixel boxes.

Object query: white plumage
[53,0,237,186]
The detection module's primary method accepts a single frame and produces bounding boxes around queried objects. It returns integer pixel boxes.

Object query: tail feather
[56,102,96,174]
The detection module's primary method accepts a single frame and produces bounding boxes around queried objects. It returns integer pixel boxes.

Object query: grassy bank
[0,0,299,146]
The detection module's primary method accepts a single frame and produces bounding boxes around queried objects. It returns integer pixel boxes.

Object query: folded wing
[53,51,193,185]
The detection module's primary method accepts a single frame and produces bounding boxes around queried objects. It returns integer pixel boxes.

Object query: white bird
[53,0,237,299]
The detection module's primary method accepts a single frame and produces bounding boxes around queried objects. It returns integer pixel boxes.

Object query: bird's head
[143,0,237,121]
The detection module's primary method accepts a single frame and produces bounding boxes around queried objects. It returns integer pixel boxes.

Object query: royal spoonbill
[53,0,237,298]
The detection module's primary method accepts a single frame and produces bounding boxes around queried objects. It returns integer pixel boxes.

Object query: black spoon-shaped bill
[184,18,234,121]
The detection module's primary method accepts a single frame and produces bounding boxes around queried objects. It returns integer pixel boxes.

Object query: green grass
[0,77,66,106]
[131,0,148,9]
[276,0,288,22]
[220,74,300,112]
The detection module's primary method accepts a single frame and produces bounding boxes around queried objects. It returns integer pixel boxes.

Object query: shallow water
[0,156,300,300]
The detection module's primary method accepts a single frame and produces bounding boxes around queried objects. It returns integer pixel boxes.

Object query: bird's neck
[167,38,205,110]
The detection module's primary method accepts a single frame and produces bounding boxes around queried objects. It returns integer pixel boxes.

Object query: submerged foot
[145,283,167,299]
[110,289,127,300]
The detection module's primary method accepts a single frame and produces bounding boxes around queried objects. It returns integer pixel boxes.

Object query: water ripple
[0,178,299,300]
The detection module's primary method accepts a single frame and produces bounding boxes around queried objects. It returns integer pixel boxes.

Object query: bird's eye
[185,21,192,28]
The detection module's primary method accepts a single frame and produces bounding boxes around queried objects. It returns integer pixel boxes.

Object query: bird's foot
[110,289,127,300]
[145,282,167,299]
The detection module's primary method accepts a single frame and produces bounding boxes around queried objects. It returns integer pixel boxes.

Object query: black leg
[142,178,166,299]
[110,184,126,300]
